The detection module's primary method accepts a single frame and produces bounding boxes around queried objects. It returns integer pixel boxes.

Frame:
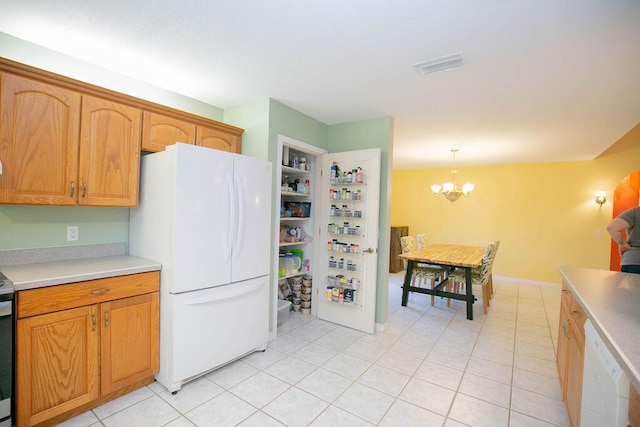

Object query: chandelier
[430,149,474,202]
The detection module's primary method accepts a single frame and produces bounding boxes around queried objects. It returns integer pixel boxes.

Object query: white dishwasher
[581,319,630,427]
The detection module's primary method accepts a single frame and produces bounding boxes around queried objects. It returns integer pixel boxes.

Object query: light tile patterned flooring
[58,273,568,427]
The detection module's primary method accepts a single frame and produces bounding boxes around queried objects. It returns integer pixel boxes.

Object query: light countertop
[558,265,640,390]
[1,255,161,291]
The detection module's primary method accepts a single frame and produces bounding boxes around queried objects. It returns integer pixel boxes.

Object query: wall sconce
[595,190,607,206]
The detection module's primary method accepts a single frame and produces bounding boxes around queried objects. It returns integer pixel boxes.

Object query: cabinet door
[0,73,80,205]
[630,384,640,427]
[100,293,159,395]
[78,95,141,207]
[196,125,241,153]
[141,111,196,152]
[16,305,99,427]
[566,328,584,427]
[556,300,570,397]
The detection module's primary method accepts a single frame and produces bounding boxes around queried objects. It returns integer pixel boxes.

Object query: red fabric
[610,171,640,270]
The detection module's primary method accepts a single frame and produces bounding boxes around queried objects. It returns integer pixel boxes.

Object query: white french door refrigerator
[129,143,272,393]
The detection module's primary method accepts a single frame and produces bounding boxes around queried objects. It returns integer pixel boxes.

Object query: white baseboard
[493,275,561,289]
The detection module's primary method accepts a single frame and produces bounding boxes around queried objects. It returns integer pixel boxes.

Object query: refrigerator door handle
[182,281,263,305]
[226,173,235,261]
[234,175,244,257]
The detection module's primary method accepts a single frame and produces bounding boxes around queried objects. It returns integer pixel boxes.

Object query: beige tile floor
[57,272,568,427]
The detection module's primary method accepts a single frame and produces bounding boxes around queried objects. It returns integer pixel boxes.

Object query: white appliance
[581,319,630,427]
[129,143,272,393]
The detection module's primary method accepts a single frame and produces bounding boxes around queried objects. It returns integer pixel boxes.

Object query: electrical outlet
[67,226,79,241]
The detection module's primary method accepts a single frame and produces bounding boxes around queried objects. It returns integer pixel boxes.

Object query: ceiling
[1,1,639,169]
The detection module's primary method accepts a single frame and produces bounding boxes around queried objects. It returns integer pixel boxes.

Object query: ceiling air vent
[413,53,464,75]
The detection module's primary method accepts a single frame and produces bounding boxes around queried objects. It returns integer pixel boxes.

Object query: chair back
[400,236,418,270]
[488,240,500,268]
[476,243,494,286]
[416,233,427,250]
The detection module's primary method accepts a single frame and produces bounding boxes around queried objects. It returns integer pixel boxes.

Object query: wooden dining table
[398,243,485,320]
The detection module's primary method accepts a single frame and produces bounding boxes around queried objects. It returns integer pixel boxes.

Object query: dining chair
[487,240,500,298]
[450,240,498,314]
[400,236,444,306]
[416,233,427,250]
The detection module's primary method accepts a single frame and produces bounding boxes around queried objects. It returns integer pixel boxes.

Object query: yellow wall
[391,123,640,283]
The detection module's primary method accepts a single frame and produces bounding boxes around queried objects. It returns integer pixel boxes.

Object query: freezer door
[172,144,235,292]
[159,277,269,392]
[231,155,272,282]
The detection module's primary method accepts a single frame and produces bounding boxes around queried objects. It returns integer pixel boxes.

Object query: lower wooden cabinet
[556,281,586,427]
[100,293,159,395]
[15,272,159,427]
[16,305,100,426]
[630,384,640,427]
[557,301,570,389]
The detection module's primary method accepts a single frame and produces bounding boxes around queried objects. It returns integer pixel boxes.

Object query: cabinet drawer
[17,271,159,319]
[561,281,586,340]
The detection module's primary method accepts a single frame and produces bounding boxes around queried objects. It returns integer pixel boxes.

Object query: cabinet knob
[91,313,96,332]
[104,310,109,328]
[571,310,581,318]
[70,180,75,197]
[81,181,87,197]
[363,247,377,254]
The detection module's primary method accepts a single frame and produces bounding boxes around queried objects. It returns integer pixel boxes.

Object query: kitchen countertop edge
[1,255,161,291]
[558,265,640,391]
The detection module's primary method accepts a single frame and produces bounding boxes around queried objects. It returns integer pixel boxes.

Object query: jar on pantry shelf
[299,157,306,170]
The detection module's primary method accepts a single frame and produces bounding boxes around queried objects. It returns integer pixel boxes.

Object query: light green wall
[328,117,394,324]
[224,99,270,159]
[0,34,395,326]
[0,33,224,251]
[0,32,223,121]
[232,100,395,328]
[268,99,329,158]
[0,206,129,250]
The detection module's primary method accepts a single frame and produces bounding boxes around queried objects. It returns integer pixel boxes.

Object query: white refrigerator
[129,143,272,393]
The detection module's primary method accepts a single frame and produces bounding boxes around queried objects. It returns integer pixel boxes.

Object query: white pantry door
[316,148,381,333]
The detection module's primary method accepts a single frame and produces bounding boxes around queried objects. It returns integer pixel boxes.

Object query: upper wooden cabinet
[141,111,242,154]
[0,73,81,205]
[196,125,241,153]
[16,271,159,427]
[0,57,244,206]
[141,111,196,152]
[79,96,141,207]
[0,73,141,207]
